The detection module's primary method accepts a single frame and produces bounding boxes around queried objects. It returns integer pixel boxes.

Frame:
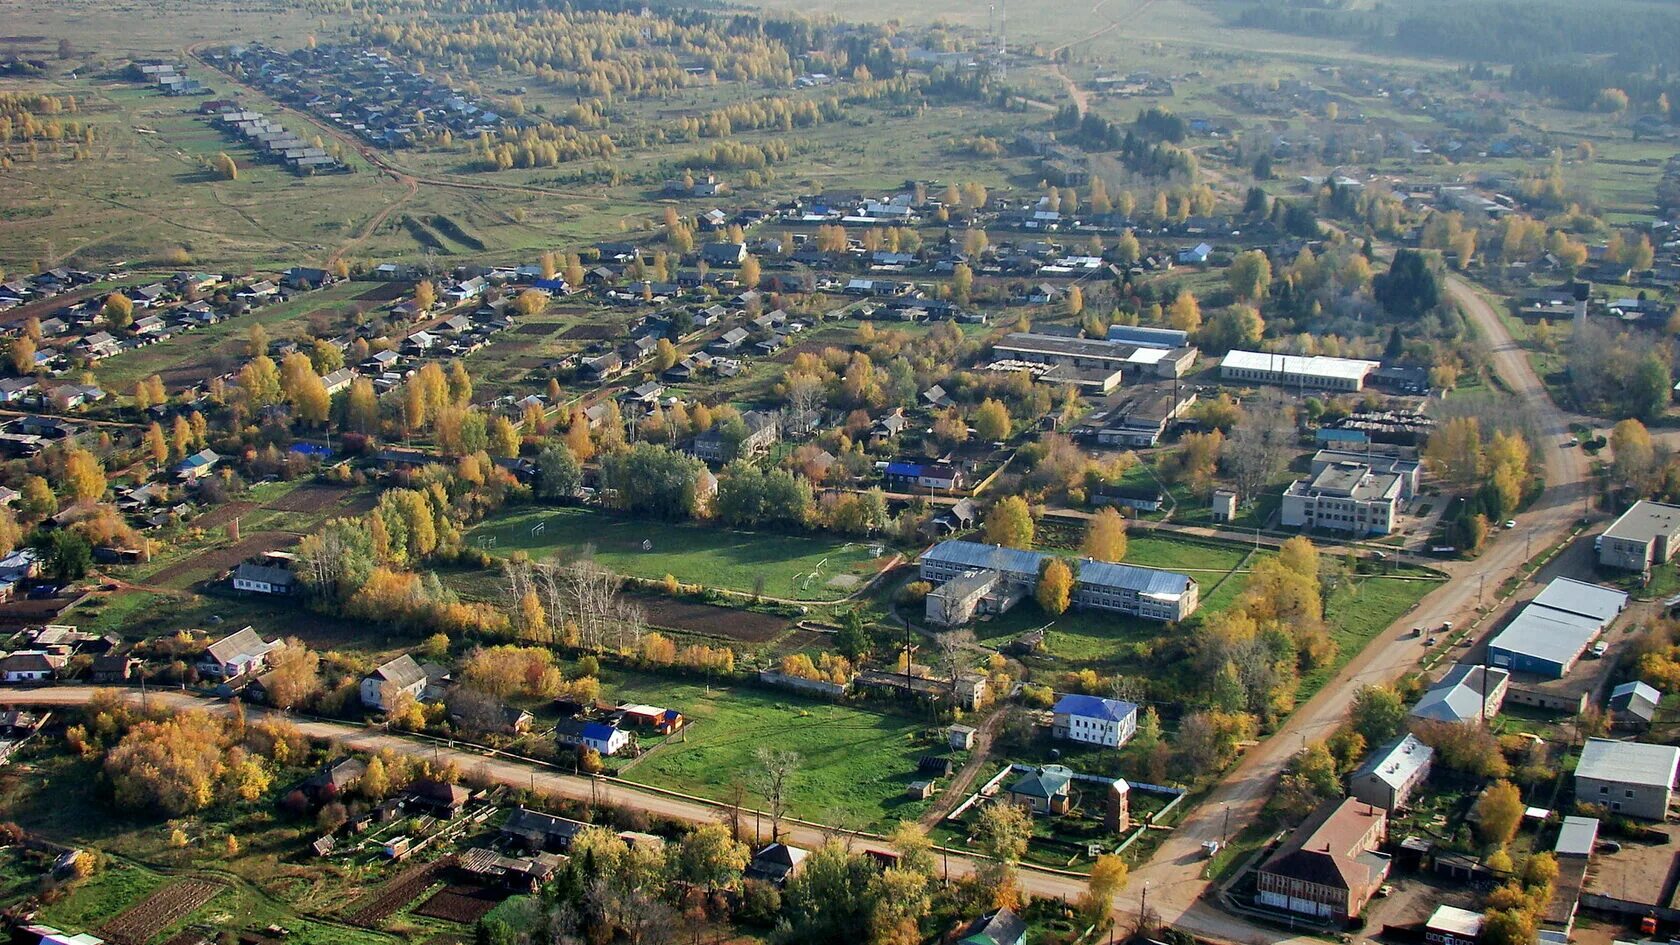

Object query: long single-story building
[919,540,1199,623]
[1220,349,1379,392]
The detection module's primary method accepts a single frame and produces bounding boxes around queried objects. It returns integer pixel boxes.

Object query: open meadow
[603,670,940,830]
[466,506,894,602]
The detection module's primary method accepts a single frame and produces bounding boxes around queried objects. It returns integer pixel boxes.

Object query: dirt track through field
[148,531,298,588]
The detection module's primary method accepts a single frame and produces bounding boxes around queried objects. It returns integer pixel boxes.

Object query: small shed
[949,724,978,751]
[918,756,954,778]
[906,780,934,800]
[1211,490,1238,523]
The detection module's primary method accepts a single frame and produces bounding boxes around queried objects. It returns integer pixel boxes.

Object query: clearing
[607,669,938,830]
[467,507,892,602]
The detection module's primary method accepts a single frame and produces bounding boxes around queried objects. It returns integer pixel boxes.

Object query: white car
[1504,520,1517,529]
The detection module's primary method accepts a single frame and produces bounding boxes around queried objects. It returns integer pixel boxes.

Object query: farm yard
[465,507,895,602]
[603,669,941,829]
[345,857,455,928]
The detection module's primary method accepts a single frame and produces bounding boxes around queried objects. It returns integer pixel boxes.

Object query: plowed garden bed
[99,878,222,945]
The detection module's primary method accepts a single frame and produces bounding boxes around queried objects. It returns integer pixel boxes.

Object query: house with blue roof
[1052,694,1139,748]
[556,719,631,757]
[173,448,221,482]
[1177,242,1214,265]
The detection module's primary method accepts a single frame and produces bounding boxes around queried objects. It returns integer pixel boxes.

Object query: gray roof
[1353,734,1433,791]
[369,654,426,688]
[1554,815,1599,857]
[1603,500,1680,545]
[1488,604,1603,669]
[234,562,294,586]
[1106,324,1189,349]
[1529,578,1627,626]
[1576,737,1680,788]
[921,540,1195,600]
[205,626,277,664]
[1611,680,1661,715]
[1411,664,1509,723]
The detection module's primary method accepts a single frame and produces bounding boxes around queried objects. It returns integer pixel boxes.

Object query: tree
[1228,250,1271,301]
[1350,684,1407,745]
[985,496,1034,549]
[63,448,105,503]
[1067,285,1085,317]
[1082,854,1129,921]
[1374,249,1443,319]
[973,801,1031,908]
[41,529,91,581]
[740,255,761,289]
[102,293,133,330]
[19,476,53,521]
[951,263,974,304]
[511,289,547,318]
[345,378,379,434]
[1167,291,1202,334]
[262,640,321,709]
[213,152,237,180]
[753,747,799,841]
[1611,418,1655,488]
[974,398,1012,443]
[9,335,34,375]
[653,337,679,375]
[536,443,581,500]
[143,422,168,467]
[1083,507,1128,562]
[488,415,520,458]
[413,280,436,312]
[674,822,750,893]
[1475,780,1524,847]
[1036,558,1073,615]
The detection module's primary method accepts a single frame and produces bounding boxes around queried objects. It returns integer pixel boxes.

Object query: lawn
[467,507,892,602]
[605,669,939,829]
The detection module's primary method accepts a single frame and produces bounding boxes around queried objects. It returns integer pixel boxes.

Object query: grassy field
[467,507,892,602]
[605,669,940,830]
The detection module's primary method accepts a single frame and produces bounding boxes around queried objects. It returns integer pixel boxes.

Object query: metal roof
[1603,500,1680,545]
[1427,906,1485,937]
[1410,664,1509,723]
[1554,815,1600,857]
[1220,348,1379,381]
[920,540,1195,599]
[1354,734,1434,790]
[1530,577,1627,627]
[1488,604,1603,669]
[1052,694,1137,723]
[1576,737,1680,788]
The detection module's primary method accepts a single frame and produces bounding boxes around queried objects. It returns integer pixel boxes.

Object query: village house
[1007,765,1072,815]
[0,651,66,684]
[197,626,280,679]
[744,842,808,886]
[556,719,630,757]
[360,654,430,710]
[232,557,294,595]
